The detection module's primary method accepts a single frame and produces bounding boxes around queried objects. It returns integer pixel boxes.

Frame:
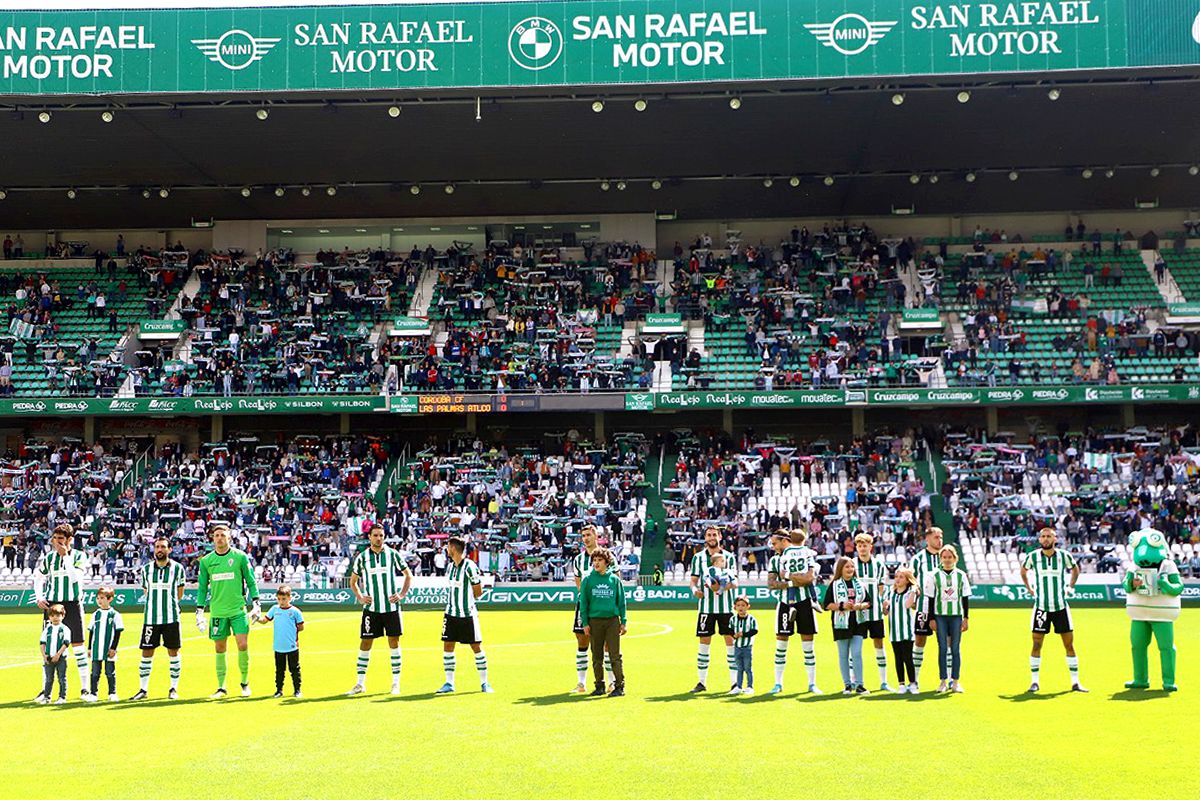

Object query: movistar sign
[0,0,1190,95]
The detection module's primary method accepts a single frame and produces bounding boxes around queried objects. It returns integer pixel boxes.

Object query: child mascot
[1123,528,1183,691]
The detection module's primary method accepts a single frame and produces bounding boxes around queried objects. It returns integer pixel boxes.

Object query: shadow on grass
[1110,689,1174,701]
[108,695,215,709]
[644,691,706,703]
[372,692,441,703]
[998,691,1070,702]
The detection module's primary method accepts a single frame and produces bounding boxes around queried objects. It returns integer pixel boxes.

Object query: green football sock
[215,651,227,689]
[238,649,249,684]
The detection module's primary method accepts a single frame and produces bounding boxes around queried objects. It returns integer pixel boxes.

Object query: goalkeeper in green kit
[195,524,260,698]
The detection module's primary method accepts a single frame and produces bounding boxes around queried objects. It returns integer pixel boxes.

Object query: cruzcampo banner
[901,308,942,323]
[138,319,186,335]
[0,0,1193,96]
[0,583,1197,608]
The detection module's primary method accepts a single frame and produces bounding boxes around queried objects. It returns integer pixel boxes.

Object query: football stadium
[1,0,1199,796]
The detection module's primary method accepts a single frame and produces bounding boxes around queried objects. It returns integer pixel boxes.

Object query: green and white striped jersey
[778,545,818,604]
[856,555,887,621]
[445,557,482,617]
[885,586,916,642]
[351,545,411,614]
[572,550,596,583]
[731,613,758,648]
[1021,548,1076,613]
[689,548,737,614]
[141,560,186,625]
[88,608,124,661]
[909,547,943,605]
[40,622,71,656]
[768,554,786,604]
[35,550,87,603]
[930,568,971,616]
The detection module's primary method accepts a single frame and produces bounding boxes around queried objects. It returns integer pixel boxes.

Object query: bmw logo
[508,17,564,71]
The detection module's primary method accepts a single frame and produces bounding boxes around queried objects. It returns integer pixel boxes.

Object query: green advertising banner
[643,313,683,326]
[1168,303,1200,315]
[0,0,1191,96]
[0,395,388,416]
[654,390,848,410]
[901,308,942,323]
[138,319,187,335]
[0,583,1196,609]
[624,393,656,411]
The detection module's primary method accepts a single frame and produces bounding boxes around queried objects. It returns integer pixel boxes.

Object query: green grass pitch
[0,607,1196,798]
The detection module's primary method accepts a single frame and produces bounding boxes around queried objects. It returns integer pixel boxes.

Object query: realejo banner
[0,1,1192,95]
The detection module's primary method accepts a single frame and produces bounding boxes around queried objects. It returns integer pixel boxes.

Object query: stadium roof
[3,75,1198,229]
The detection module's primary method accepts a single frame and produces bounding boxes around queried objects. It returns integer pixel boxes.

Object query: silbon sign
[0,1,1187,95]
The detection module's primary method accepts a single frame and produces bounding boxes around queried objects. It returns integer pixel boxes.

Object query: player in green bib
[194,524,260,699]
[1020,527,1086,693]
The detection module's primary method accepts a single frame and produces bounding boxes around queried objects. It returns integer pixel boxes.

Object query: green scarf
[831,577,869,629]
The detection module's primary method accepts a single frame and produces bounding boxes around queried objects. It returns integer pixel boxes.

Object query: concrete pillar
[339,413,350,435]
[851,408,865,437]
[466,412,477,434]
[83,416,96,445]
[985,407,998,436]
[211,414,223,442]
[722,408,733,435]
[1121,403,1135,428]
[594,411,605,441]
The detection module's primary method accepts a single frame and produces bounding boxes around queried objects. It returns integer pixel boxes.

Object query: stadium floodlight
[600,180,610,191]
[301,186,311,196]
[591,100,604,113]
[255,108,269,121]
[1082,168,1094,179]
[444,184,455,194]
[965,172,977,183]
[1008,171,1019,181]
[1191,166,1200,176]
[410,184,421,195]
[37,111,51,123]
[387,105,401,118]
[728,97,742,110]
[100,110,114,123]
[1047,88,1061,101]
[326,185,337,196]
[651,179,662,190]
[823,176,835,186]
[789,176,800,187]
[891,93,905,106]
[616,180,627,191]
[274,187,285,197]
[1150,167,1161,177]
[66,188,77,199]
[909,174,921,185]
[762,177,774,188]
[159,188,170,198]
[1105,169,1115,178]
[956,90,971,104]
[141,189,151,199]
[240,186,252,197]
[634,99,647,112]
[929,174,940,184]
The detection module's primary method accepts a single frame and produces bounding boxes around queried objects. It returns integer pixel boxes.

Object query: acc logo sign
[193,29,281,71]
[508,17,564,71]
[805,13,896,56]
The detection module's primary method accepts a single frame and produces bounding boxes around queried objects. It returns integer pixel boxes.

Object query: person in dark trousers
[579,548,627,697]
[256,585,305,698]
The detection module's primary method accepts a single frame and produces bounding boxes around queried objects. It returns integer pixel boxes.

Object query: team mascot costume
[1123,528,1183,691]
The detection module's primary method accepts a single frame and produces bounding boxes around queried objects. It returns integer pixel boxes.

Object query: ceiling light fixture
[100,110,114,123]
[274,187,285,197]
[956,90,971,104]
[326,186,337,196]
[387,105,401,118]
[66,188,77,199]
[1047,87,1061,101]
[823,176,835,186]
[728,97,742,110]
[240,186,252,197]
[255,107,269,121]
[410,184,421,195]
[591,100,604,113]
[158,188,169,198]
[444,184,455,194]
[634,98,647,112]
[891,93,905,106]
[651,179,662,190]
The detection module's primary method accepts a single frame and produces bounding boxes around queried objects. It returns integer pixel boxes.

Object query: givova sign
[0,1,1192,95]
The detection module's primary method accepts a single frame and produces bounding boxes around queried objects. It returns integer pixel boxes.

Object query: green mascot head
[1129,528,1170,569]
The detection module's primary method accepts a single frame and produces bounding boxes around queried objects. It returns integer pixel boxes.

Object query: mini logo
[193,29,281,71]
[1084,388,1099,401]
[805,13,896,56]
[508,17,563,71]
[1131,387,1145,400]
[54,401,89,412]
[1193,10,1200,45]
[109,399,138,412]
[1190,387,1200,399]
[632,587,647,603]
[13,401,46,412]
